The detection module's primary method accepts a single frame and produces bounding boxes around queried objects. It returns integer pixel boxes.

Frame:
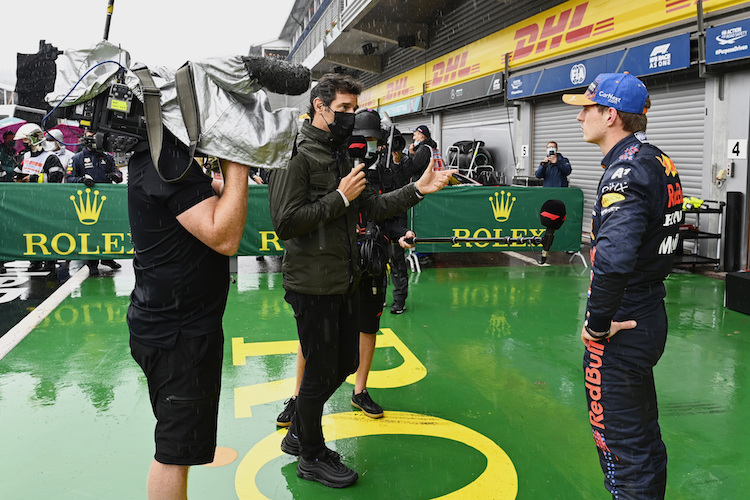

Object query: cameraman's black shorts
[130,332,224,466]
[359,272,387,334]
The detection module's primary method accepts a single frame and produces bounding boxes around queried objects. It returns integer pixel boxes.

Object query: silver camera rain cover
[47,40,299,169]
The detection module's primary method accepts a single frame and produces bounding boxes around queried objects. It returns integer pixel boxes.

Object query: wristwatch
[584,323,610,340]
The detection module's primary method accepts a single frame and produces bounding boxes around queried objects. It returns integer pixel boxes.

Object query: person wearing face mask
[268,73,455,489]
[408,124,438,180]
[0,131,17,183]
[47,129,75,175]
[67,130,124,275]
[0,131,15,274]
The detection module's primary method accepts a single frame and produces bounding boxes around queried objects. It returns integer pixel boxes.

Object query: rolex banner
[0,184,582,260]
[409,186,583,253]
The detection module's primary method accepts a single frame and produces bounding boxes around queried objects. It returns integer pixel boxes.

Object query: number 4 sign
[728,139,747,160]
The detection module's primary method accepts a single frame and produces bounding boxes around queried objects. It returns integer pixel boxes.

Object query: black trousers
[584,301,668,499]
[388,244,408,305]
[284,290,360,459]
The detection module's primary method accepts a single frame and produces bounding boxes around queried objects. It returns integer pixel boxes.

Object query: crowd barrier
[0,184,583,260]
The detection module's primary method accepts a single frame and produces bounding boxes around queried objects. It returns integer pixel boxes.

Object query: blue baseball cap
[563,72,649,114]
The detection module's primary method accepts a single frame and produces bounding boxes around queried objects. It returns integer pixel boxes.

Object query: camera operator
[535,141,572,187]
[127,129,251,499]
[67,130,124,274]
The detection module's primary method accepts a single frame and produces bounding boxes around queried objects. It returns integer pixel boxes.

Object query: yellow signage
[365,0,747,102]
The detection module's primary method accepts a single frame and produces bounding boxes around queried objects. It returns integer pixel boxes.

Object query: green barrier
[0,184,583,260]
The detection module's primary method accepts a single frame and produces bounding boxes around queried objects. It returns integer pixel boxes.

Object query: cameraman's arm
[176,160,250,256]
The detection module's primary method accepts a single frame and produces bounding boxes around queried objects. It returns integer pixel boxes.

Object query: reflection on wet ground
[1,254,748,499]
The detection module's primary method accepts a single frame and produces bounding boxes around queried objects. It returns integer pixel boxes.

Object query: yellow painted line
[233,328,427,418]
[235,411,518,499]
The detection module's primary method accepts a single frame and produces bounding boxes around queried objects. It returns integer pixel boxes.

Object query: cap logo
[598,91,621,105]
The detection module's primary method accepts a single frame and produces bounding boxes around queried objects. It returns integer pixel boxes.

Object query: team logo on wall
[489,191,516,222]
[570,64,586,85]
[71,188,107,225]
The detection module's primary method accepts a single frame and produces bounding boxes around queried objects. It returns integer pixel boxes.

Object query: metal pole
[408,235,543,245]
[103,0,115,40]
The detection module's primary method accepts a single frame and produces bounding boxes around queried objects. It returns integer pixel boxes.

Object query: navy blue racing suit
[583,133,682,499]
[66,147,123,184]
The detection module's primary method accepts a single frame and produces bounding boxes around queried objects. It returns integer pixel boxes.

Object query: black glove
[29,174,39,183]
[106,172,119,183]
[83,174,95,188]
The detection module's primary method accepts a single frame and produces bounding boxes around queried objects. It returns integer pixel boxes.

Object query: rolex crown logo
[489,191,516,222]
[71,188,107,225]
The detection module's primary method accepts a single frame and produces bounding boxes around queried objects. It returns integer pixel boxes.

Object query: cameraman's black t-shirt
[126,143,229,348]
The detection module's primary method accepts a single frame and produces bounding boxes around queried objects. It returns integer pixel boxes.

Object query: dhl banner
[0,184,583,260]
[365,0,746,107]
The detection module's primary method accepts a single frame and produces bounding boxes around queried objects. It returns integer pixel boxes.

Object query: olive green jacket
[268,122,422,295]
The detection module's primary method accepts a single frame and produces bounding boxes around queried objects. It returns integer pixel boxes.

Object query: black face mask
[324,109,356,143]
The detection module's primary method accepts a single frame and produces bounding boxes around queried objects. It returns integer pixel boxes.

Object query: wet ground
[1,252,748,499]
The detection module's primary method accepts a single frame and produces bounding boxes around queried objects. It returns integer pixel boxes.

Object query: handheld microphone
[241,55,311,96]
[347,135,368,170]
[539,199,567,264]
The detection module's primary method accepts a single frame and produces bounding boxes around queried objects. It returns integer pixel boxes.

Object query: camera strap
[134,64,201,183]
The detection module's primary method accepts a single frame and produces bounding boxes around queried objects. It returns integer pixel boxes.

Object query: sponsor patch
[656,154,678,177]
[601,192,625,207]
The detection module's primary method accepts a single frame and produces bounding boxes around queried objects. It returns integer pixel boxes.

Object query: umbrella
[48,124,83,153]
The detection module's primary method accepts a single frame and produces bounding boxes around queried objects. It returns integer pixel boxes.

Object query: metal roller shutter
[442,105,513,128]
[533,80,706,233]
[441,104,517,181]
[392,115,425,136]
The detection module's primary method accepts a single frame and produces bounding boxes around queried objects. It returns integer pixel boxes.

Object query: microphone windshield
[347,135,368,159]
[241,56,311,96]
[540,199,567,230]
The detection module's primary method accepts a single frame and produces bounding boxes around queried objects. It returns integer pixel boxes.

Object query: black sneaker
[27,261,42,272]
[297,449,358,488]
[101,259,122,270]
[351,389,384,418]
[281,430,341,460]
[277,396,297,427]
[281,429,300,456]
[390,302,406,314]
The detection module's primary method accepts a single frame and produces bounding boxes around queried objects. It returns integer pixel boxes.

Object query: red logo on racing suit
[511,2,614,62]
[586,340,605,430]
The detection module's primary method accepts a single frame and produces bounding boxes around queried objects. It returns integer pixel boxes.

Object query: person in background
[407,125,438,180]
[376,131,413,314]
[67,130,124,275]
[535,141,572,187]
[0,131,16,274]
[0,130,16,183]
[13,123,65,272]
[47,129,75,175]
[563,72,682,499]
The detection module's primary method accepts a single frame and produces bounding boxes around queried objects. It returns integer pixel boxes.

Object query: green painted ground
[1,261,749,499]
